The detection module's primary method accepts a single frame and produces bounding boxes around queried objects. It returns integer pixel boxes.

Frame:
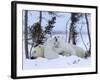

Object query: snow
[23,55,91,70]
[23,34,91,70]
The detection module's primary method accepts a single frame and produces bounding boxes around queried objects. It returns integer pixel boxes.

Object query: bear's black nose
[30,56,37,59]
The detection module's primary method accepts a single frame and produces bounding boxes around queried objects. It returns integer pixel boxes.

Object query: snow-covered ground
[23,55,91,70]
[23,34,91,70]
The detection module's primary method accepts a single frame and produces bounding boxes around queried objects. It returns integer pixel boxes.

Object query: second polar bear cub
[55,36,87,58]
[44,37,60,59]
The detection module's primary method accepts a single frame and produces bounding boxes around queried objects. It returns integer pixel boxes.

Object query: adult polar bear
[31,37,60,59]
[53,36,88,58]
[44,36,88,59]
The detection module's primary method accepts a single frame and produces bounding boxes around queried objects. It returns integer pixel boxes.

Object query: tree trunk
[85,14,91,53]
[39,11,42,27]
[71,24,76,45]
[68,13,80,45]
[72,32,76,45]
[68,23,76,45]
[66,18,70,42]
[24,10,29,59]
[68,27,71,43]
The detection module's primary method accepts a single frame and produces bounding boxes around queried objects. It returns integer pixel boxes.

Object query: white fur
[44,37,59,59]
[71,44,86,58]
[31,36,86,59]
[31,44,44,58]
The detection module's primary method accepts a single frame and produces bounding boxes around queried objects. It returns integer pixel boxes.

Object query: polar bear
[43,37,59,59]
[30,37,60,59]
[54,36,87,58]
[31,44,44,59]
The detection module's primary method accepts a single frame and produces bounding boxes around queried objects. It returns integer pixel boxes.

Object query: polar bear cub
[44,37,59,59]
[31,44,44,59]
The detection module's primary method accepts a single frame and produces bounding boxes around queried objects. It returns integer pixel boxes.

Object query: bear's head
[31,44,44,59]
[52,36,65,53]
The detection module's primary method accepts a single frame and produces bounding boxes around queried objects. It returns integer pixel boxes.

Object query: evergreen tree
[30,22,44,47]
[68,13,82,45]
[44,17,56,36]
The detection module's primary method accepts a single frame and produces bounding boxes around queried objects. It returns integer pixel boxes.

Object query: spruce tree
[68,13,82,45]
[30,22,44,47]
